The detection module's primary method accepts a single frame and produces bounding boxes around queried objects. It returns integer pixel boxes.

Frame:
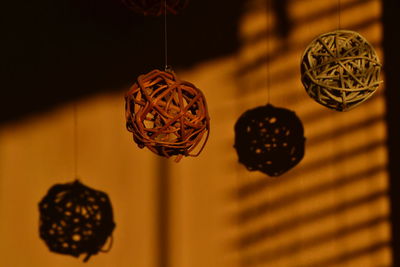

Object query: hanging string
[337,0,341,30]
[164,0,169,71]
[73,102,78,179]
[266,0,271,104]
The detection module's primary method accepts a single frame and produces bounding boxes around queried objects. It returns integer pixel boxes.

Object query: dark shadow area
[38,180,115,262]
[228,108,383,178]
[306,114,383,147]
[120,0,189,16]
[232,0,390,266]
[233,164,385,224]
[272,0,292,39]
[234,104,305,177]
[302,241,390,267]
[234,190,387,249]
[241,215,388,266]
[242,0,374,46]
[298,86,382,125]
[233,138,385,201]
[2,0,245,123]
[383,0,400,265]
[236,17,380,87]
[241,241,390,267]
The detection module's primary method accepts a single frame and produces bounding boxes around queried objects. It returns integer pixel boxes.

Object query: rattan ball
[125,69,210,162]
[301,30,382,111]
[234,104,305,176]
[121,0,188,16]
[39,180,115,262]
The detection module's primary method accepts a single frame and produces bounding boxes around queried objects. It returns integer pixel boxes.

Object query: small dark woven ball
[301,30,382,111]
[38,180,115,262]
[234,104,305,176]
[121,0,188,16]
[125,69,210,162]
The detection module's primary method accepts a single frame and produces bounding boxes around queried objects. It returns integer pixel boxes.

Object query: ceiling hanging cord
[266,0,271,104]
[336,0,346,106]
[73,102,78,180]
[164,0,170,71]
[337,0,341,30]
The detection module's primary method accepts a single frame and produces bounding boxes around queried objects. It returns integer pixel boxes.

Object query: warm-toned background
[1,0,399,266]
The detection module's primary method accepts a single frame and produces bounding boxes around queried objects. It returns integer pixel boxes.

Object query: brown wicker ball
[125,69,210,162]
[121,0,188,16]
[301,30,382,111]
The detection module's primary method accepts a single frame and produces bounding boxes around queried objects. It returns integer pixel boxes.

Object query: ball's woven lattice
[39,180,115,262]
[301,30,382,111]
[125,69,210,162]
[121,0,188,16]
[234,104,305,176]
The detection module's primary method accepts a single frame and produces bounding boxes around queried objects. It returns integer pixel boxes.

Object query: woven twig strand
[125,69,210,162]
[121,0,188,16]
[301,30,382,111]
[39,180,115,262]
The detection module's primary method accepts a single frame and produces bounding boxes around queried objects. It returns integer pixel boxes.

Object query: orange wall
[0,0,391,266]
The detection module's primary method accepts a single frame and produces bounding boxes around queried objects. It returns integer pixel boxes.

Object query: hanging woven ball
[125,69,210,162]
[234,104,305,176]
[39,180,115,262]
[121,0,188,16]
[301,30,382,111]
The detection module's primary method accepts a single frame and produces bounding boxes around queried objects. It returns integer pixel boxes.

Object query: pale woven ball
[121,0,188,16]
[301,30,382,111]
[125,69,210,162]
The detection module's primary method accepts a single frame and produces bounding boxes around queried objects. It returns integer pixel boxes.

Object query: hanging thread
[266,0,272,104]
[164,0,169,71]
[337,0,341,29]
[73,102,78,179]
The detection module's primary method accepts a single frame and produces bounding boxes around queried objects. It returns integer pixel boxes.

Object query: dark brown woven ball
[121,0,188,16]
[38,180,115,262]
[301,30,382,111]
[125,69,210,162]
[234,104,305,176]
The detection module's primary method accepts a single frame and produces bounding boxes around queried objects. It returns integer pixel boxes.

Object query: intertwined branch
[301,30,382,111]
[125,69,210,162]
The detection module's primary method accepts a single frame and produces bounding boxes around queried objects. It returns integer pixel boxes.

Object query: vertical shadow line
[157,157,170,267]
[383,0,400,265]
